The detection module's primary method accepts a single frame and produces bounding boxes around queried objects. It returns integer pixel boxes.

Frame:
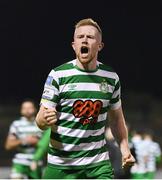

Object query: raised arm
[5,133,39,150]
[5,134,22,150]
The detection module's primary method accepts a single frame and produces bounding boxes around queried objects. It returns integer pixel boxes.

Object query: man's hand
[121,150,135,169]
[36,105,57,130]
[22,135,39,146]
[30,161,38,171]
[44,108,57,126]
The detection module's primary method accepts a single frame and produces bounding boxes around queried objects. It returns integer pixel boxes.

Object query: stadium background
[0,0,161,178]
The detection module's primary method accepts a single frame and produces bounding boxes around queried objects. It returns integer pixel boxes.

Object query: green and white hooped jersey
[9,117,43,166]
[143,139,161,172]
[41,59,121,167]
[131,137,147,174]
[131,137,161,173]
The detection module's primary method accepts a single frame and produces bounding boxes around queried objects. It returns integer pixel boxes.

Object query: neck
[23,116,34,122]
[76,58,97,71]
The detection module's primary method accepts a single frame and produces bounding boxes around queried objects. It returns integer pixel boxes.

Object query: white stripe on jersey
[48,70,59,84]
[41,98,57,108]
[60,98,110,107]
[52,125,105,138]
[13,159,32,166]
[57,112,107,122]
[60,82,115,93]
[50,139,107,152]
[48,151,109,166]
[109,100,121,110]
[13,158,43,166]
[56,68,119,81]
[15,153,34,160]
[16,126,40,133]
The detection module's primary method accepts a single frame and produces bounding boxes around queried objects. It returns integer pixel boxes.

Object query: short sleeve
[40,69,59,108]
[109,74,121,110]
[8,122,18,137]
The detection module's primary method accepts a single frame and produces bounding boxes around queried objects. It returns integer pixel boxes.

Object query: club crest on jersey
[100,79,109,93]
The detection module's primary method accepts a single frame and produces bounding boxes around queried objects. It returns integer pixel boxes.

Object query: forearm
[108,107,129,152]
[111,120,128,146]
[5,138,22,150]
[108,107,135,168]
[35,106,49,130]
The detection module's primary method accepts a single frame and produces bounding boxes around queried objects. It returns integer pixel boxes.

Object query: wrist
[36,118,48,130]
[120,141,130,154]
[20,139,28,146]
[36,121,48,130]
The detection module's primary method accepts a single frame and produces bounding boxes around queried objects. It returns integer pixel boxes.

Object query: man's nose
[82,36,88,44]
[82,39,88,45]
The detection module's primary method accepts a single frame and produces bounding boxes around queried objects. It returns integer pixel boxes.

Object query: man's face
[72,25,103,64]
[21,102,36,119]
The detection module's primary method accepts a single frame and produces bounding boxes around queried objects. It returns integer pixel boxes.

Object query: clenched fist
[36,105,57,130]
[22,135,39,146]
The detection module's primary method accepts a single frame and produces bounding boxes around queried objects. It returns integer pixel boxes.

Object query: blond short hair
[75,18,102,36]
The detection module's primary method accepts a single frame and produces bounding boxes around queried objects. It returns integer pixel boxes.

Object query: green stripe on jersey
[52,79,59,90]
[110,96,120,104]
[114,80,120,91]
[98,64,115,72]
[50,131,105,145]
[60,91,112,100]
[51,95,60,104]
[57,105,108,114]
[48,145,107,159]
[59,75,116,86]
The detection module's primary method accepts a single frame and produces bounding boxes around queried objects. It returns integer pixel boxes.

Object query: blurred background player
[5,100,43,179]
[142,129,162,179]
[130,129,146,179]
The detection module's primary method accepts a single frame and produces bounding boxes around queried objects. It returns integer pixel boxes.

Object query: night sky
[0,1,161,104]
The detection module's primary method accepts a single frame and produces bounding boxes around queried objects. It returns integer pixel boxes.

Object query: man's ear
[98,42,104,51]
[71,42,75,51]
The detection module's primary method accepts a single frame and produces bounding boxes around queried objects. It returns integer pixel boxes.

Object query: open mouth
[81,46,89,54]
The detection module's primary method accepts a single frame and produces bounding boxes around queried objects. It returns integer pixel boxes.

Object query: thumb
[45,107,57,112]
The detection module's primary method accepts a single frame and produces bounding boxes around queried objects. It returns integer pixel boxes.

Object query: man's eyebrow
[76,34,84,37]
[76,33,95,36]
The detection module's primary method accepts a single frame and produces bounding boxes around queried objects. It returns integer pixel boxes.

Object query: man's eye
[77,35,83,39]
[88,36,94,39]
